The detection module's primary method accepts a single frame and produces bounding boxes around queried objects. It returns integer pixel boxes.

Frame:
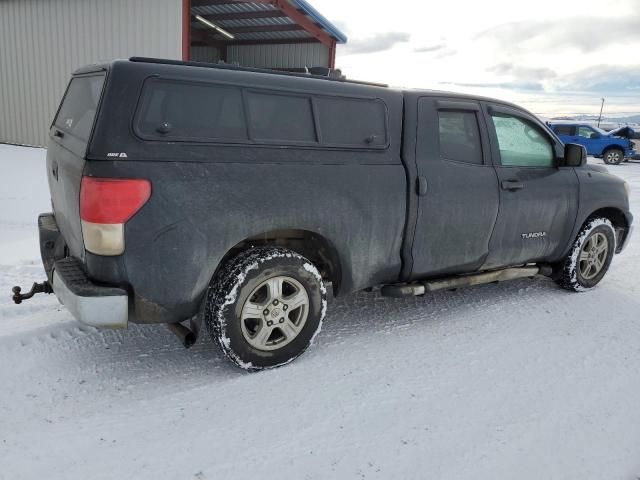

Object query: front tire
[555,217,616,291]
[203,247,327,370]
[603,148,624,165]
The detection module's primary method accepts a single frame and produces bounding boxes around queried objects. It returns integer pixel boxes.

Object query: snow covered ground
[1,143,639,480]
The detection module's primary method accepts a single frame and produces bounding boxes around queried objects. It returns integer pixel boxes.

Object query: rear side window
[246,92,316,143]
[134,78,388,150]
[315,97,387,147]
[54,74,105,142]
[136,79,247,141]
[553,125,574,135]
[438,110,483,164]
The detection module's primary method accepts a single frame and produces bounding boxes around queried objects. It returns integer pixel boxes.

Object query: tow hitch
[12,281,53,304]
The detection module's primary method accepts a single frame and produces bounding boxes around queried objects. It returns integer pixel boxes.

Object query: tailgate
[47,73,106,260]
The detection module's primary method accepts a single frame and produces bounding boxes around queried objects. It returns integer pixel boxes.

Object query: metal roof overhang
[185,0,346,66]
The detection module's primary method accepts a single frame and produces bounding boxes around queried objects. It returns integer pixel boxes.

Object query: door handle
[416,176,428,196]
[501,180,524,191]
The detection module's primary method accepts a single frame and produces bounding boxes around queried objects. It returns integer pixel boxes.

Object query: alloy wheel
[578,232,609,280]
[240,275,309,351]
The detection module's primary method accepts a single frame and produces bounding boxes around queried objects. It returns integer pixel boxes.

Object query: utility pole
[597,98,605,128]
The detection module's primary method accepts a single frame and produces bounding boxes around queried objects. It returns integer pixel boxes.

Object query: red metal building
[183,0,347,69]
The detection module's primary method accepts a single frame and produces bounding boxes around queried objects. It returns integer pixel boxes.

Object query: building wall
[190,46,221,64]
[0,0,182,147]
[227,43,329,70]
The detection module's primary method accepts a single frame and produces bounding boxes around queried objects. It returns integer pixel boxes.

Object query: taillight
[80,177,151,255]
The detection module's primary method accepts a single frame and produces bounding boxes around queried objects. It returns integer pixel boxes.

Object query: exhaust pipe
[166,322,197,349]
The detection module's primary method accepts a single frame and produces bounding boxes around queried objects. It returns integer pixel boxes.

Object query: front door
[410,97,500,279]
[575,125,606,156]
[482,104,579,268]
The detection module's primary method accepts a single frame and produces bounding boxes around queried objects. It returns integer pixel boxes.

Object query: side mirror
[590,133,600,139]
[561,143,587,167]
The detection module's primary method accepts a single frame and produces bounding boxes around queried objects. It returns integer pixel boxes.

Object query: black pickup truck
[14,57,633,370]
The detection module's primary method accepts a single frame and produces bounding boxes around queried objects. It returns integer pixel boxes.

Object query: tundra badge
[521,232,547,239]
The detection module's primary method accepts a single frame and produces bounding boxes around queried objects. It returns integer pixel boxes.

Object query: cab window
[491,114,554,167]
[577,126,595,139]
[438,110,483,164]
[553,125,574,136]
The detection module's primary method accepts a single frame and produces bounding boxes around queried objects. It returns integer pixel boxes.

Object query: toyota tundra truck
[13,57,634,370]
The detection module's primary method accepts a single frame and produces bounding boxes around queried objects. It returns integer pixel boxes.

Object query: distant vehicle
[548,122,636,165]
[12,58,634,370]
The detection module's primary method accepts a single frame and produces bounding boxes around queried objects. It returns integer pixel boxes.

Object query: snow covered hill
[1,144,639,480]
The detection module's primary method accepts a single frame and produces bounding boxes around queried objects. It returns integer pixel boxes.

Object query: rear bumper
[39,213,129,329]
[52,258,129,329]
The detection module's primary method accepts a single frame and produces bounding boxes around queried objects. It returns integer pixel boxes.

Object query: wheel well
[218,229,342,296]
[603,145,624,153]
[588,207,628,230]
[587,207,629,250]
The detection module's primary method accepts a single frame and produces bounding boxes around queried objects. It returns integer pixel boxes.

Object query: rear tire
[603,148,624,165]
[203,247,327,370]
[555,217,616,291]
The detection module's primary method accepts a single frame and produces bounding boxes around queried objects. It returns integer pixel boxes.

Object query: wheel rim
[578,232,609,280]
[606,151,621,163]
[240,275,309,351]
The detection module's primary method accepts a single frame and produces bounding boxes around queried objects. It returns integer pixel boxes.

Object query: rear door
[47,72,106,260]
[409,97,500,279]
[551,124,575,145]
[482,104,579,268]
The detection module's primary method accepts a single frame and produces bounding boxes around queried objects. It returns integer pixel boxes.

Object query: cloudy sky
[316,0,640,117]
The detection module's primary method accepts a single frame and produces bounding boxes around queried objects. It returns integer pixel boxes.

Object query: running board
[381,266,545,298]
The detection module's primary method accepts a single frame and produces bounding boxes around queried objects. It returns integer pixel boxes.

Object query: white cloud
[341,32,411,55]
[319,0,640,115]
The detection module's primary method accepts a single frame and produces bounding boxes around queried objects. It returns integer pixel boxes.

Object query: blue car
[548,122,636,165]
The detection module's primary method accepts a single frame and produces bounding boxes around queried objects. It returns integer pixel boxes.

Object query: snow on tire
[203,247,327,370]
[556,217,616,292]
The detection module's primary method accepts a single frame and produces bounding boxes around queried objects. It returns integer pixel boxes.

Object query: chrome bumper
[52,259,129,329]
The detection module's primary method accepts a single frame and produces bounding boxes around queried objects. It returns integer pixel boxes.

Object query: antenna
[597,98,605,128]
